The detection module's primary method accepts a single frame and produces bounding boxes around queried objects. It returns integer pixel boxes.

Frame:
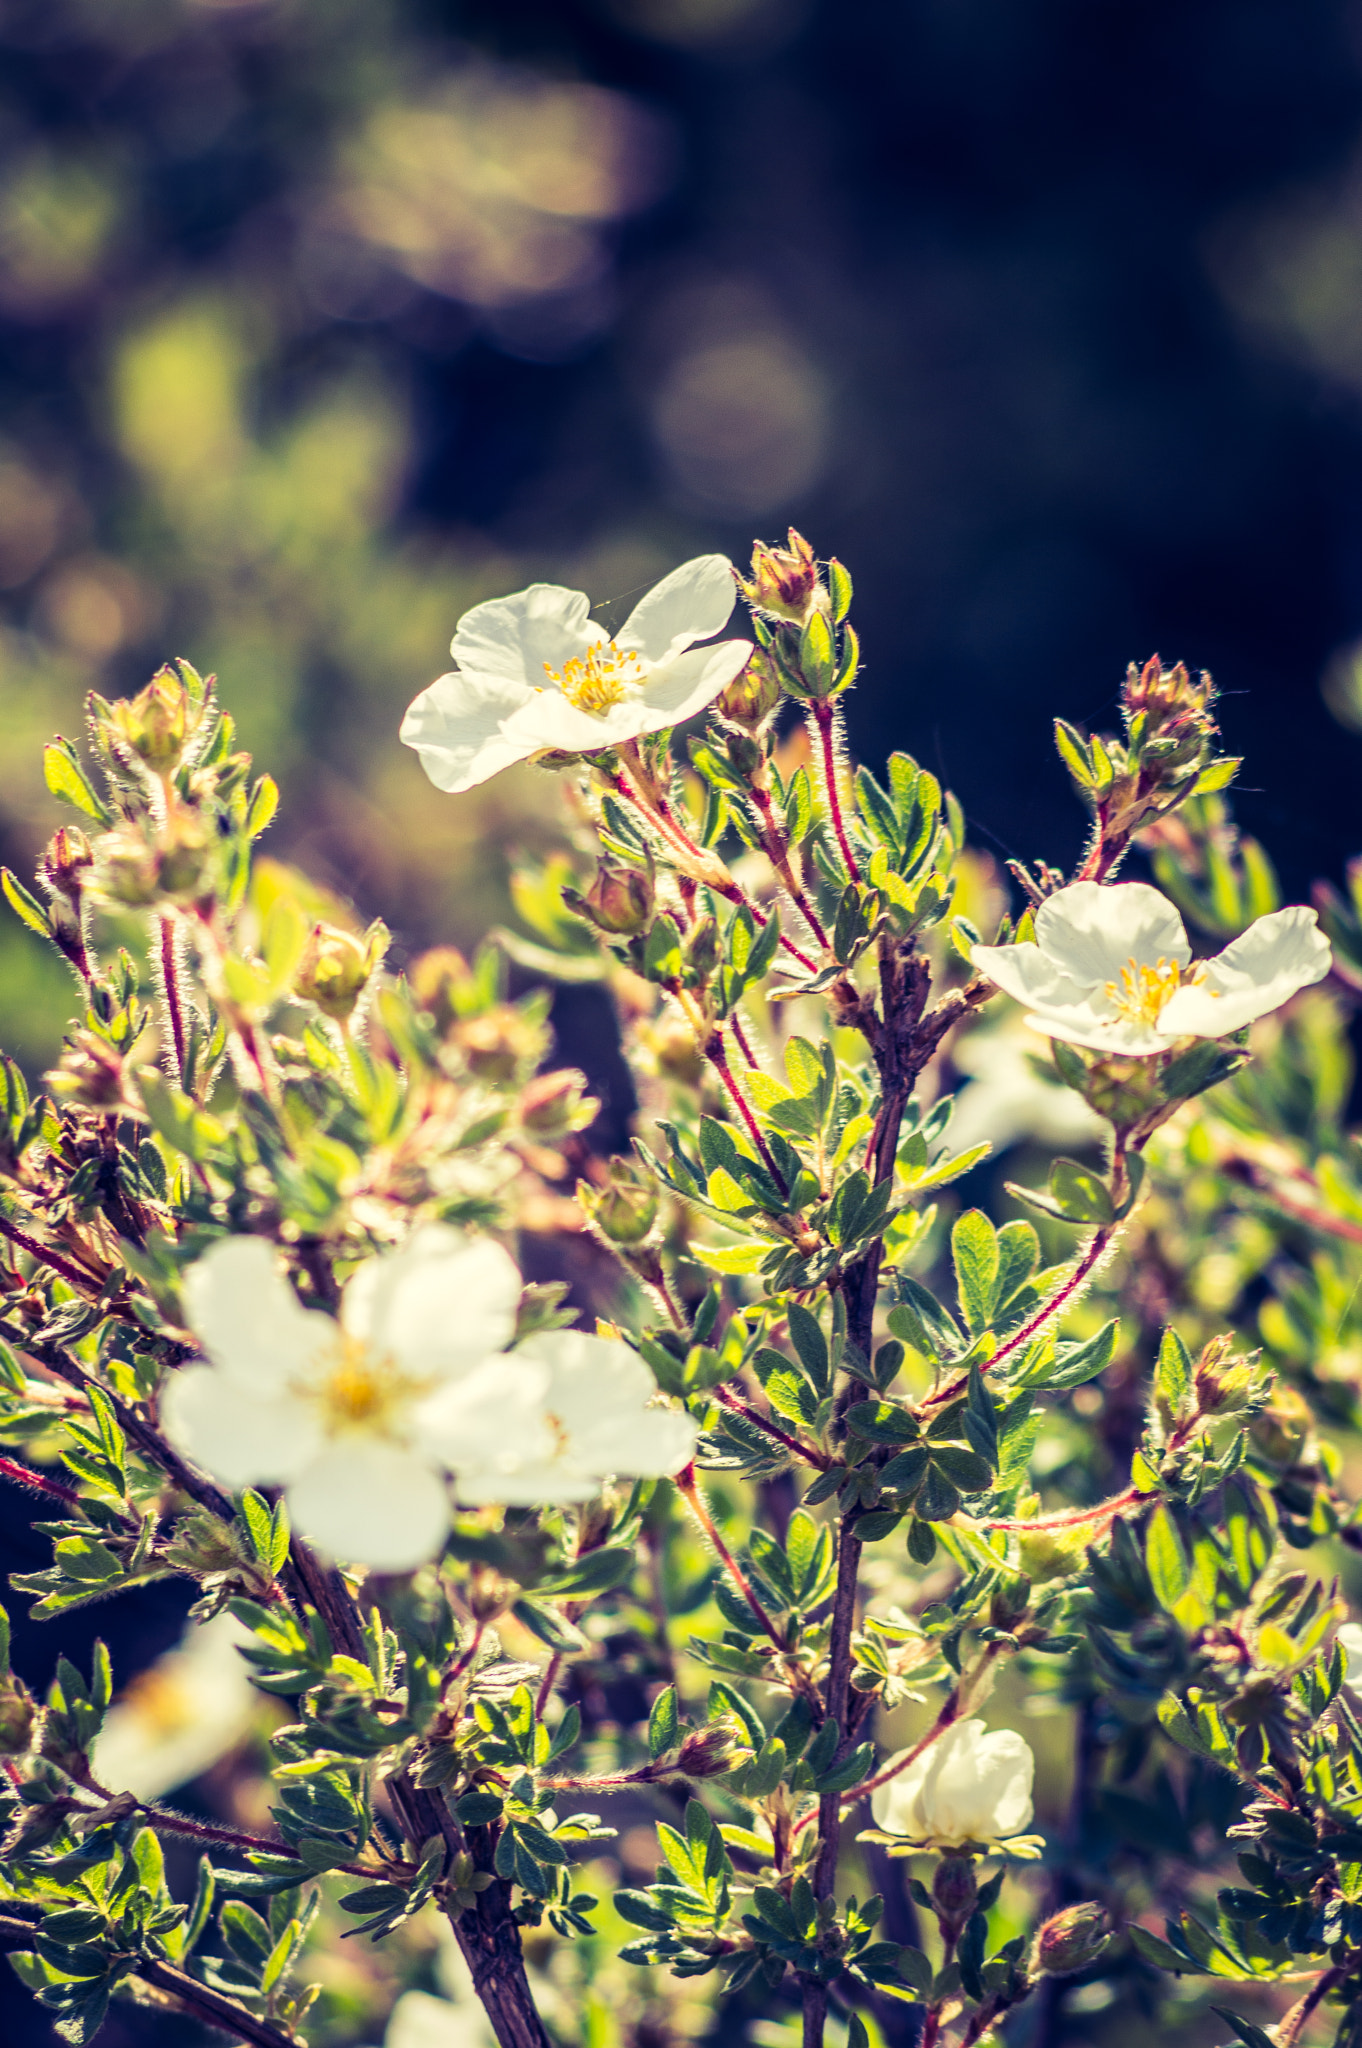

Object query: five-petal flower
[971,880,1330,1057]
[400,555,751,794]
[871,1718,1035,1848]
[163,1226,697,1572]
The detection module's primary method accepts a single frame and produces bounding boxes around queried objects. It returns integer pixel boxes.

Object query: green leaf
[649,1685,680,1760]
[1,868,50,939]
[43,742,110,825]
[951,1209,999,1332]
[1145,1505,1191,1611]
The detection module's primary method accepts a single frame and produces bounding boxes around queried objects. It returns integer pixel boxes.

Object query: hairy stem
[675,1462,787,1652]
[158,914,189,1089]
[702,1027,788,1193]
[809,700,861,882]
[748,780,832,951]
[0,1905,298,2048]
[711,1382,828,1468]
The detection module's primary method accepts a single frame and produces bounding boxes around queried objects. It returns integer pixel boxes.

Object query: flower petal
[342,1226,521,1381]
[161,1366,322,1488]
[1158,904,1332,1038]
[970,939,1095,1013]
[414,1354,553,1471]
[182,1236,332,1393]
[637,640,753,729]
[1026,1008,1173,1057]
[450,584,603,689]
[617,554,737,663]
[400,670,537,795]
[287,1441,452,1571]
[1033,880,1191,985]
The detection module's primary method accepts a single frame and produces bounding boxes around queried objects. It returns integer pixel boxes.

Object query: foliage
[0,538,1357,2048]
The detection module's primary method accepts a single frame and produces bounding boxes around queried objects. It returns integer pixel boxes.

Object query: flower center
[305,1333,425,1440]
[1104,956,1196,1027]
[543,641,645,717]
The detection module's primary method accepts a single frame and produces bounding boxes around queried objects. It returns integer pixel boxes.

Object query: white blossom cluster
[164,1226,696,1571]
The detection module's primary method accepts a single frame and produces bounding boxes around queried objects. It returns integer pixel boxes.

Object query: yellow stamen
[1104,955,1193,1027]
[307,1332,426,1438]
[543,641,645,716]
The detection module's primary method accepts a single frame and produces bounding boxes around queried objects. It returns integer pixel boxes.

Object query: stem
[702,1027,788,1193]
[711,1383,828,1469]
[535,1653,561,1718]
[828,1641,1008,1817]
[748,780,832,951]
[973,1485,1140,1533]
[0,1213,108,1295]
[0,1906,298,2048]
[1276,1965,1344,2046]
[730,1013,760,1070]
[1222,1152,1362,1248]
[675,1463,787,1652]
[0,1453,81,1507]
[609,763,818,976]
[158,914,189,1089]
[810,700,861,881]
[920,1223,1115,1413]
[141,1807,379,1880]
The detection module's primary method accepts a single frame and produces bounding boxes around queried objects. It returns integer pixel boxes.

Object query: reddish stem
[704,1030,788,1194]
[748,781,832,951]
[159,915,189,1089]
[810,700,861,882]
[730,1013,760,1070]
[675,1462,787,1653]
[141,1806,379,1881]
[535,1653,562,1718]
[920,1224,1114,1411]
[710,1383,827,1469]
[0,1213,106,1295]
[0,1454,81,1508]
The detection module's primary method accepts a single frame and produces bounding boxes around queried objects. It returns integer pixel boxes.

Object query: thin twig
[809,701,861,882]
[675,1462,787,1652]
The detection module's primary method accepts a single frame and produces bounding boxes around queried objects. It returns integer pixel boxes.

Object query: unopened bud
[643,1015,705,1087]
[1122,655,1211,721]
[989,1573,1032,1632]
[718,650,784,733]
[737,529,825,626]
[580,1160,660,1246]
[519,1068,593,1138]
[45,1030,125,1110]
[1250,1384,1312,1466]
[578,858,654,937]
[97,815,210,908]
[1032,1901,1109,1976]
[684,915,721,985]
[295,919,389,1024]
[457,1005,546,1083]
[408,947,471,1036]
[932,1852,977,1927]
[0,1678,35,1755]
[108,666,194,772]
[40,827,94,903]
[675,1718,748,1779]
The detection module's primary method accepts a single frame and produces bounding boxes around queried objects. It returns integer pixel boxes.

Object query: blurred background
[6,0,1362,2040]
[6,0,1362,1074]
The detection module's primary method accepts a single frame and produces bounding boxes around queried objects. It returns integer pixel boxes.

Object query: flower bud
[408,946,471,1036]
[295,919,389,1024]
[1013,1522,1089,1585]
[97,815,210,909]
[932,1853,978,1926]
[45,1030,126,1110]
[519,1068,593,1138]
[1250,1383,1312,1467]
[1122,655,1211,722]
[718,649,784,733]
[675,1718,748,1779]
[108,666,194,772]
[457,1005,546,1083]
[1032,1901,1110,1976]
[640,1014,705,1087]
[684,914,721,985]
[39,827,94,904]
[737,529,825,626]
[580,1161,659,1245]
[579,858,655,937]
[0,1677,35,1755]
[989,1573,1032,1632]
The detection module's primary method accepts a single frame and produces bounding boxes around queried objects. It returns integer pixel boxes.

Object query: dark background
[3,0,1362,2039]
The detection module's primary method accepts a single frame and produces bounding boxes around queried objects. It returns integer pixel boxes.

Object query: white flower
[400,554,751,793]
[971,880,1330,1057]
[1338,1622,1362,1689]
[386,1991,492,2048]
[163,1225,523,1572]
[422,1328,697,1504]
[948,1016,1106,1156]
[871,1718,1035,1847]
[92,1614,258,1801]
